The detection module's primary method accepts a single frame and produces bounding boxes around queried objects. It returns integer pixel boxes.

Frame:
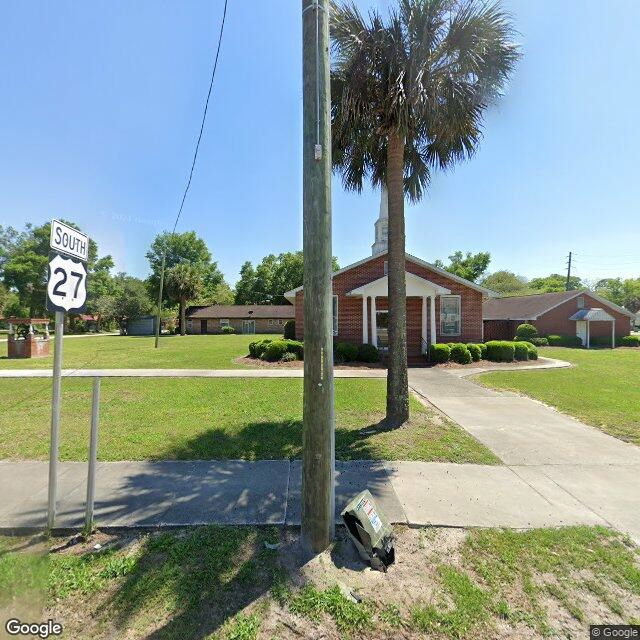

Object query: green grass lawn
[2,525,638,639]
[0,378,497,463]
[479,347,640,444]
[0,333,271,370]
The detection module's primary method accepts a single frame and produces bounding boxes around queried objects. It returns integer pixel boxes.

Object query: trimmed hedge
[280,351,298,362]
[527,344,538,360]
[547,334,582,347]
[515,323,538,342]
[284,339,304,359]
[249,338,272,358]
[262,340,288,362]
[620,335,640,347]
[335,342,358,363]
[529,337,549,347]
[466,343,481,362]
[430,344,450,364]
[477,343,487,360]
[221,325,236,334]
[357,343,380,363]
[513,341,530,361]
[283,319,295,340]
[450,343,472,364]
[486,340,515,362]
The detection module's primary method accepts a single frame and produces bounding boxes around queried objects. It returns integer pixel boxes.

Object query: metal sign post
[46,219,90,529]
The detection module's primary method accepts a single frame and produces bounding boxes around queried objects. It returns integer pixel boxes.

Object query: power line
[154,0,229,348]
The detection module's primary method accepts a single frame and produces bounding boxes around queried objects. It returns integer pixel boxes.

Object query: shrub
[283,319,295,340]
[530,336,549,347]
[486,340,515,362]
[249,339,272,358]
[262,340,288,362]
[450,343,472,364]
[620,335,640,347]
[357,343,380,363]
[429,344,450,364]
[283,339,304,359]
[477,343,487,360]
[335,342,358,362]
[547,334,582,347]
[466,343,481,362]
[220,325,235,334]
[527,344,538,360]
[589,336,613,348]
[515,323,538,342]
[280,351,298,362]
[513,341,530,361]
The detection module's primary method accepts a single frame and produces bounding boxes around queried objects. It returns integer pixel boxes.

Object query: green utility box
[341,490,395,571]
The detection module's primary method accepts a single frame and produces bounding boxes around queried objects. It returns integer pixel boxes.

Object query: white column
[371,296,377,348]
[586,321,590,349]
[612,319,615,349]
[421,296,427,353]
[430,295,437,345]
[362,296,368,344]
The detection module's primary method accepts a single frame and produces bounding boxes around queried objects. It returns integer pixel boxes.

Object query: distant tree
[146,231,221,303]
[435,251,491,283]
[596,277,640,313]
[530,273,582,293]
[234,252,340,305]
[331,0,518,424]
[0,282,8,317]
[202,281,235,305]
[481,270,531,296]
[165,263,205,335]
[99,274,152,334]
[1,221,112,317]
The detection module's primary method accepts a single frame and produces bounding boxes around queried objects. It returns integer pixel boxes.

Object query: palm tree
[166,263,204,336]
[331,0,519,425]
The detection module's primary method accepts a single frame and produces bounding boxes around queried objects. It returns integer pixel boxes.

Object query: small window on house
[577,296,585,309]
[332,295,339,336]
[268,319,274,325]
[220,319,229,327]
[278,319,284,325]
[440,296,461,336]
[384,261,388,275]
[187,320,193,329]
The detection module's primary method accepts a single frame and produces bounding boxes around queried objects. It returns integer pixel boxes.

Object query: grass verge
[477,347,640,444]
[0,378,497,463]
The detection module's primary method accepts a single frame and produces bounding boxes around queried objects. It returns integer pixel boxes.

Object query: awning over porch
[346,271,450,352]
[345,271,451,298]
[568,307,615,348]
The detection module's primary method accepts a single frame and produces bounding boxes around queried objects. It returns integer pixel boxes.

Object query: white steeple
[371,185,389,256]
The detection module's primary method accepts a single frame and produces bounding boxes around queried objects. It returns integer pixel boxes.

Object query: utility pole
[301,0,335,553]
[566,251,573,291]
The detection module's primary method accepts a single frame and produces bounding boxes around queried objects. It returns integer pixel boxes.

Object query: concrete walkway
[1,359,638,541]
[408,368,640,543]
[0,459,606,535]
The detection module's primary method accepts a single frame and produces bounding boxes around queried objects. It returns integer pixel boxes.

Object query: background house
[483,290,634,344]
[186,305,294,335]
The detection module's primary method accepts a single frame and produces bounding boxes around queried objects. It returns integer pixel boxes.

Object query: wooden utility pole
[565,251,573,291]
[301,0,335,553]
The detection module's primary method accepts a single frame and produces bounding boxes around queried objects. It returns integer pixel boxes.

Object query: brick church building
[285,190,496,357]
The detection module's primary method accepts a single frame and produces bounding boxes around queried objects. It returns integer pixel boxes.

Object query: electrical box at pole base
[341,490,395,572]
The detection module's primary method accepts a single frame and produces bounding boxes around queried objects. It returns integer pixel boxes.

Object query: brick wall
[294,254,484,355]
[532,293,631,338]
[187,317,287,335]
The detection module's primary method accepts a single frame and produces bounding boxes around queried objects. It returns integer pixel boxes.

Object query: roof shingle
[187,305,294,319]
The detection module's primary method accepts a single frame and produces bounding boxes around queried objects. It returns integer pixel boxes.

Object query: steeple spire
[371,185,389,256]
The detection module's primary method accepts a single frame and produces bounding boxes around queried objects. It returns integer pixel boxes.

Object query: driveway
[408,368,640,543]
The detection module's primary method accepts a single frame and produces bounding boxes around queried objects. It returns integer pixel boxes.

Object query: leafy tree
[596,277,640,313]
[234,252,340,305]
[97,274,152,334]
[530,273,582,293]
[481,270,531,296]
[1,221,112,317]
[165,263,205,335]
[0,282,8,316]
[435,251,491,283]
[331,0,518,424]
[201,281,235,305]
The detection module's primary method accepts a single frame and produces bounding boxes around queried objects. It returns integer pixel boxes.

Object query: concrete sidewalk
[408,368,640,543]
[0,459,607,535]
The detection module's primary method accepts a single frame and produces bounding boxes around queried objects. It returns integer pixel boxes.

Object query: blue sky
[1,0,639,286]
